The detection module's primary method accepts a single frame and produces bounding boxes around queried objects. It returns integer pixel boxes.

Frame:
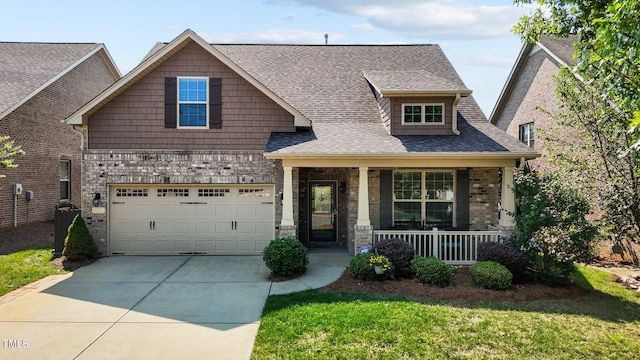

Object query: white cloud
[198,29,345,44]
[268,1,535,40]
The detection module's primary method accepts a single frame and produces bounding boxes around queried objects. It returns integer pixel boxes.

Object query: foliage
[470,261,513,291]
[62,215,98,261]
[0,245,67,296]
[253,267,640,359]
[477,241,528,283]
[0,135,23,181]
[411,256,454,287]
[368,255,393,275]
[508,170,598,281]
[349,252,394,281]
[372,237,416,278]
[513,0,640,149]
[545,69,640,243]
[262,238,308,277]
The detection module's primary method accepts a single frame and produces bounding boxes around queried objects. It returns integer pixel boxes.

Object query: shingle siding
[87,42,295,150]
[0,51,116,227]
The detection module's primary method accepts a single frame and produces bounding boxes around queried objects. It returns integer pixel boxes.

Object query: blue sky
[2,0,537,117]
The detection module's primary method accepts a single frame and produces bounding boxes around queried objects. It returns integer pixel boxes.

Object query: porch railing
[372,228,503,265]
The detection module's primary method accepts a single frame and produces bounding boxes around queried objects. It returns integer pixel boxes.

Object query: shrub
[262,238,309,277]
[62,214,98,261]
[470,261,513,290]
[372,238,416,278]
[412,256,454,287]
[477,241,528,282]
[349,253,394,281]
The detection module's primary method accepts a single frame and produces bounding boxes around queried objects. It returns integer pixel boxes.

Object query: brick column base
[353,225,373,255]
[278,225,297,240]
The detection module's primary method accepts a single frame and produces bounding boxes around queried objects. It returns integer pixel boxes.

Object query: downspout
[452,93,461,135]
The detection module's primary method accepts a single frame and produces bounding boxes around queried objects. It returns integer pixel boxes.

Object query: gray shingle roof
[364,69,470,93]
[0,42,101,117]
[213,44,534,156]
[539,35,578,66]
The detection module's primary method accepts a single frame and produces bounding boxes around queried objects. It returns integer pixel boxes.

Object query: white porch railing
[372,228,503,265]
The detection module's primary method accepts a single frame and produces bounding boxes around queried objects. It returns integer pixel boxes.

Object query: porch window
[393,171,454,229]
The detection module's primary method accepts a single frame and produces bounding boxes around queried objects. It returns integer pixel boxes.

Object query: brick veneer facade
[0,52,116,228]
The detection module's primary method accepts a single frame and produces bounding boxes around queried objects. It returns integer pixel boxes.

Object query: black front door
[309,181,337,242]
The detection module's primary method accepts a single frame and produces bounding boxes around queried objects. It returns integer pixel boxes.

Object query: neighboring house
[490,35,578,170]
[65,30,537,258]
[0,42,120,228]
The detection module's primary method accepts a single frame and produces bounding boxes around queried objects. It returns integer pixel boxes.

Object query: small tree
[0,135,23,182]
[62,214,98,261]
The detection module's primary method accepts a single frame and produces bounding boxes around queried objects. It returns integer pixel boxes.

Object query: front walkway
[0,251,350,360]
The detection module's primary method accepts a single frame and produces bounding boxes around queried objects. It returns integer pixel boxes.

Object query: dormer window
[402,104,444,125]
[178,77,209,128]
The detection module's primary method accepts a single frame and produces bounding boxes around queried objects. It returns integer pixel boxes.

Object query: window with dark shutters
[164,77,177,128]
[209,77,222,129]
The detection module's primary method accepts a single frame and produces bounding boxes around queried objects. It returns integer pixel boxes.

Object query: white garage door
[109,185,275,255]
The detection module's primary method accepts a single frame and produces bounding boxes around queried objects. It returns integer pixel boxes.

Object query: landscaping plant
[470,261,513,290]
[349,252,394,281]
[412,256,454,287]
[477,241,528,282]
[372,237,416,278]
[262,238,309,277]
[62,214,98,261]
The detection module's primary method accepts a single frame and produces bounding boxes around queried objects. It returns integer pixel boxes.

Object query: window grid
[393,171,454,228]
[116,188,148,197]
[198,188,230,197]
[239,188,270,197]
[402,104,444,124]
[519,123,535,148]
[157,188,189,197]
[178,77,208,128]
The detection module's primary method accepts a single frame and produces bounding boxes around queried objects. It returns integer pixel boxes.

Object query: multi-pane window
[393,171,454,229]
[59,161,70,200]
[402,104,444,124]
[519,123,535,148]
[178,77,208,127]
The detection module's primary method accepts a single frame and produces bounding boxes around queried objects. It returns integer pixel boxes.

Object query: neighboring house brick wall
[493,49,560,171]
[87,41,295,150]
[469,168,499,230]
[0,52,116,228]
[81,149,283,254]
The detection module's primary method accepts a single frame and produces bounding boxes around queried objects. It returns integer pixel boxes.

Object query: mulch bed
[321,266,596,303]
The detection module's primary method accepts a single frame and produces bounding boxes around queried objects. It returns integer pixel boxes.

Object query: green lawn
[252,265,640,359]
[0,245,67,297]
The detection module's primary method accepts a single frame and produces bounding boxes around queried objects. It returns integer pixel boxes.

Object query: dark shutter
[456,169,470,230]
[379,170,393,229]
[164,77,177,128]
[209,77,222,129]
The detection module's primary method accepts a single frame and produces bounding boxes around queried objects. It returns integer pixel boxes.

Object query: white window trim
[519,122,534,147]
[401,103,445,125]
[177,76,209,129]
[60,160,70,201]
[392,170,456,228]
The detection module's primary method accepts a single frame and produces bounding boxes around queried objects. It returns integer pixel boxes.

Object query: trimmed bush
[262,238,309,277]
[62,214,98,261]
[470,261,513,290]
[477,241,528,282]
[349,252,394,281]
[412,256,454,287]
[372,238,416,278]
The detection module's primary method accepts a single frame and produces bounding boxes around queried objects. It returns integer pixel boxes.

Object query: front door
[309,181,337,242]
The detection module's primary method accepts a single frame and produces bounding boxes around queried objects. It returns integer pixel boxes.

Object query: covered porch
[273,155,518,264]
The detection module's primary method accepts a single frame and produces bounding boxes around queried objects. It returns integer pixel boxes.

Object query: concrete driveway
[0,252,349,360]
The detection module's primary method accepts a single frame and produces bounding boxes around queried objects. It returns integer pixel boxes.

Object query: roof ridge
[0,41,100,45]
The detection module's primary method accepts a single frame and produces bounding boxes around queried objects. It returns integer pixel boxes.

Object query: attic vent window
[178,77,208,128]
[402,104,444,125]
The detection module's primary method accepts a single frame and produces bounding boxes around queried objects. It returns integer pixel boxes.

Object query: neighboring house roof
[489,35,578,124]
[0,42,121,120]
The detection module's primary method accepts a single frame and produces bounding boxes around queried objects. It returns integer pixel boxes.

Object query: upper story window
[178,77,208,128]
[402,104,444,125]
[519,123,534,148]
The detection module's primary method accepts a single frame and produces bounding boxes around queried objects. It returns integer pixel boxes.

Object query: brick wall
[0,51,116,228]
[469,168,500,230]
[81,150,282,254]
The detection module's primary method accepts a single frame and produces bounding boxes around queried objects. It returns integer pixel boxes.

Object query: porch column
[357,166,370,226]
[499,166,516,229]
[281,166,295,226]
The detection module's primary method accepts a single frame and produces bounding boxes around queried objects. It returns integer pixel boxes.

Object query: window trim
[392,170,456,228]
[59,160,70,201]
[519,122,535,148]
[401,103,445,125]
[176,76,209,129]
